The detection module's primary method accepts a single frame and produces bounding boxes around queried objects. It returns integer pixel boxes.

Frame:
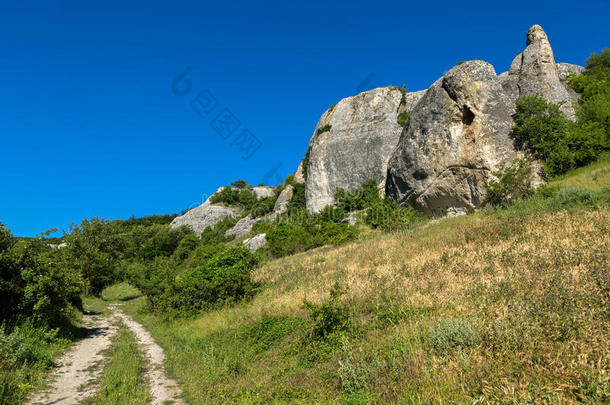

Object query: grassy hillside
[119,157,609,404]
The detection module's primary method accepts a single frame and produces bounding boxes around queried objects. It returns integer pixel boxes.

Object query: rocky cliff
[385,61,525,215]
[174,24,584,234]
[383,25,578,215]
[305,87,424,213]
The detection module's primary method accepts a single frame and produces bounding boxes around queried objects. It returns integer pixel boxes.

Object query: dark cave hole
[462,106,475,125]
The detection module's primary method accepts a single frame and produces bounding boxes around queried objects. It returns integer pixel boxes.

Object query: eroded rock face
[386,61,525,215]
[170,201,237,236]
[273,185,294,215]
[293,161,305,184]
[225,215,261,239]
[252,186,275,200]
[501,25,581,119]
[305,86,425,213]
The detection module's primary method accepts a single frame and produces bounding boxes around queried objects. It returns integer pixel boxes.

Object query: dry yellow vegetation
[123,155,609,404]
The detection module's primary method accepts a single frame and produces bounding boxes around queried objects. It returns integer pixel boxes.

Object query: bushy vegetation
[513,49,609,177]
[258,179,417,258]
[397,110,410,126]
[303,283,354,341]
[209,183,280,218]
[133,246,259,318]
[484,159,534,207]
[118,155,609,403]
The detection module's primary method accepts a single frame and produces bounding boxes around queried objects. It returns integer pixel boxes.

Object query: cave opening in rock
[462,106,475,125]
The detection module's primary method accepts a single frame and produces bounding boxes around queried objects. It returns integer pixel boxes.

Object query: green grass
[100,282,142,302]
[81,324,150,405]
[119,156,610,404]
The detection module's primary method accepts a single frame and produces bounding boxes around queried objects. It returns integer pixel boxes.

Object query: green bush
[302,147,311,181]
[513,93,608,177]
[0,224,83,327]
[484,160,534,207]
[266,222,310,257]
[303,283,353,340]
[0,323,64,404]
[171,233,199,262]
[231,180,249,188]
[173,247,258,315]
[397,111,410,126]
[513,96,574,176]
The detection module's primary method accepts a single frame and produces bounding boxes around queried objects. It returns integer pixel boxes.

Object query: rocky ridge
[171,25,584,234]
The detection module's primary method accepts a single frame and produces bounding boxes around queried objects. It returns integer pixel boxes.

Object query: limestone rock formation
[243,233,267,251]
[500,25,581,119]
[305,86,424,213]
[386,61,525,215]
[557,63,586,81]
[273,185,294,215]
[225,215,261,239]
[170,200,237,236]
[252,186,275,200]
[293,161,306,184]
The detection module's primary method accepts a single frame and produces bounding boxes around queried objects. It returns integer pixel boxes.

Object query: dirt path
[28,312,117,405]
[29,305,184,405]
[111,305,185,405]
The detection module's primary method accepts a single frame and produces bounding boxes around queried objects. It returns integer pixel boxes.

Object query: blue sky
[1,0,608,236]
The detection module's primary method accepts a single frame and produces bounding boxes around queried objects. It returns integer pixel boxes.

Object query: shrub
[209,186,237,205]
[266,223,310,257]
[0,226,83,327]
[317,124,332,135]
[426,317,480,353]
[363,200,416,230]
[285,183,306,213]
[303,283,353,340]
[171,233,199,262]
[397,111,410,126]
[513,96,574,176]
[173,247,258,314]
[231,180,249,189]
[250,195,277,218]
[484,160,534,207]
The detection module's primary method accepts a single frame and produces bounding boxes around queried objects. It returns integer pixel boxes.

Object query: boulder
[243,233,267,251]
[170,200,238,236]
[252,186,275,200]
[225,215,261,239]
[386,60,528,215]
[501,25,581,119]
[305,86,425,213]
[342,212,358,226]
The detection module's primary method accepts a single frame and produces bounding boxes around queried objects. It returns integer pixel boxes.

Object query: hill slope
[121,154,609,404]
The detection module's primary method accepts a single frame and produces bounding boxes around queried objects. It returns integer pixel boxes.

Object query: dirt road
[28,306,184,405]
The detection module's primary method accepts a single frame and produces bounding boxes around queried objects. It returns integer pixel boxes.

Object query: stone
[342,212,358,226]
[252,186,275,200]
[243,233,267,251]
[293,161,305,184]
[305,86,425,213]
[501,25,580,119]
[170,200,238,236]
[225,215,262,239]
[557,63,586,81]
[386,60,530,215]
[273,185,294,215]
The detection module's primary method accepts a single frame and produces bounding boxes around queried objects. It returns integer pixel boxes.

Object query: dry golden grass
[123,158,609,403]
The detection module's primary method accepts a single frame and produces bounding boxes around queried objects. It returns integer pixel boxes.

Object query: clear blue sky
[1,0,608,236]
